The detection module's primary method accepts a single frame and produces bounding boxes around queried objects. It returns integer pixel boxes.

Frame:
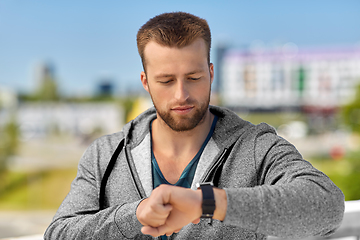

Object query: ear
[209,63,214,84]
[140,71,150,93]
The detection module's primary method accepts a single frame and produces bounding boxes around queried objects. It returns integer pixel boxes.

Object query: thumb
[163,203,173,212]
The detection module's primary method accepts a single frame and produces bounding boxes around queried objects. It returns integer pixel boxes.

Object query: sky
[1,0,360,96]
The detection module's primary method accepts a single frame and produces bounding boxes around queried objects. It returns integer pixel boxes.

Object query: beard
[149,89,211,132]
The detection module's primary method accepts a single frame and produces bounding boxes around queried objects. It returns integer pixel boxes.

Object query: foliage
[310,150,360,201]
[335,150,360,200]
[18,73,60,102]
[0,117,19,174]
[0,168,77,210]
[118,97,137,123]
[341,82,360,134]
[240,111,306,129]
[36,75,60,101]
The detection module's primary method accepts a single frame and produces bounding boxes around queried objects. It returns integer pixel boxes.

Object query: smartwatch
[196,182,215,218]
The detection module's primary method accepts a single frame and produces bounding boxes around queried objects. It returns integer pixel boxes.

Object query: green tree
[36,75,59,101]
[337,82,360,200]
[341,82,360,134]
[0,117,19,174]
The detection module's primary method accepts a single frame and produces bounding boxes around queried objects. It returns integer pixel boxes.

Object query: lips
[171,106,194,114]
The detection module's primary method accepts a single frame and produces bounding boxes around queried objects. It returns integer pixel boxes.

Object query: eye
[160,79,173,84]
[190,77,201,81]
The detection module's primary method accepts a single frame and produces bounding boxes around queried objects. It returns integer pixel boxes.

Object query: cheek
[151,89,170,105]
[194,83,211,97]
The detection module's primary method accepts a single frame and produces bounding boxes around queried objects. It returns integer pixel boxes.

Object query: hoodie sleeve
[223,123,345,239]
[43,137,148,240]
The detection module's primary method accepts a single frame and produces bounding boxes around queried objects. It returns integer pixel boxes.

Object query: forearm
[223,180,344,238]
[213,188,227,221]
[241,130,345,237]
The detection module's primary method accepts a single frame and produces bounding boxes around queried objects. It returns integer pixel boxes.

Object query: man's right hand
[136,184,202,237]
[136,187,173,228]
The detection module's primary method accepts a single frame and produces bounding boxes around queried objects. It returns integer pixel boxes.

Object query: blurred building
[220,44,360,112]
[15,103,124,140]
[96,79,115,97]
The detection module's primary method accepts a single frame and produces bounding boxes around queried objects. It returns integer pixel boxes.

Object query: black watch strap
[197,182,215,218]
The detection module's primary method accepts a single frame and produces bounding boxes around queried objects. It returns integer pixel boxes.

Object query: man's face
[141,38,214,132]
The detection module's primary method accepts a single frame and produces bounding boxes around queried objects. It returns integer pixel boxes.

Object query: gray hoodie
[44,106,344,239]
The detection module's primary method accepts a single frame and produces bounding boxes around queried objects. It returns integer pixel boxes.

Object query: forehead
[143,39,208,73]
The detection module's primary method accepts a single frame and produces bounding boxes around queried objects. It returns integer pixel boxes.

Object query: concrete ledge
[0,235,43,240]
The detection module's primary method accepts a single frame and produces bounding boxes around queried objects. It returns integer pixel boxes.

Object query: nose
[174,80,189,102]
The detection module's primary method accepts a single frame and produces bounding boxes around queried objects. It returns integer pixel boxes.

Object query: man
[44,12,344,239]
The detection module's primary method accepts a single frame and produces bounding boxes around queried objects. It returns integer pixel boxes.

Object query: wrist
[196,183,227,221]
[197,182,216,218]
[213,188,227,221]
[136,198,149,225]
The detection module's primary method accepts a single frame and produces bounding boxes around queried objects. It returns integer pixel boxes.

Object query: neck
[152,109,214,159]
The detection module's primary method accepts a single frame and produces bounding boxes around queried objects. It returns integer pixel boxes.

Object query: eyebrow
[154,70,204,79]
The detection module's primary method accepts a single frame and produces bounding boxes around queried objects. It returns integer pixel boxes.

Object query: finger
[162,203,173,212]
[140,203,172,227]
[174,228,182,233]
[155,223,175,237]
[151,203,173,217]
[151,204,173,224]
[141,226,162,237]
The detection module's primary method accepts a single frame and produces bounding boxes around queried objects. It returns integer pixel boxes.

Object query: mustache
[171,99,197,106]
